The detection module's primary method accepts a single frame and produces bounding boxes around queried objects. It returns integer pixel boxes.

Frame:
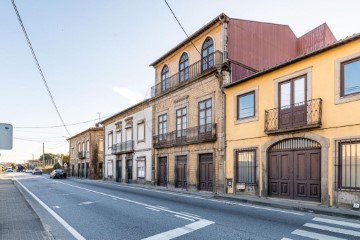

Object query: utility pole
[42,143,45,167]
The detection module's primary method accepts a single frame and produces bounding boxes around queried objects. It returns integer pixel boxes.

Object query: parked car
[32,168,42,175]
[5,168,13,172]
[50,169,67,179]
[25,169,32,173]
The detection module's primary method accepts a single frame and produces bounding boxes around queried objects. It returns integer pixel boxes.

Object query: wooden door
[127,160,133,183]
[268,151,292,198]
[279,76,307,129]
[116,160,122,182]
[176,156,187,188]
[199,154,213,191]
[159,157,167,187]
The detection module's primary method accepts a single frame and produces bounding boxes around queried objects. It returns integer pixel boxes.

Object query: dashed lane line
[146,207,161,212]
[313,217,360,229]
[174,215,196,222]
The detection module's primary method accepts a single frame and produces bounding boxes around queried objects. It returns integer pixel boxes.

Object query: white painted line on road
[146,207,161,212]
[180,212,201,218]
[174,215,195,222]
[156,205,169,210]
[15,179,86,240]
[78,201,94,205]
[292,229,345,240]
[142,219,214,240]
[53,206,61,209]
[313,217,360,229]
[281,238,293,240]
[304,223,360,237]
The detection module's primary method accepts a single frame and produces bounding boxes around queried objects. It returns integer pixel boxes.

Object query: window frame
[179,52,189,82]
[235,149,256,185]
[237,91,255,120]
[86,140,90,152]
[137,121,145,143]
[176,107,187,138]
[161,65,169,92]
[201,37,214,71]
[137,158,146,179]
[108,131,113,149]
[338,139,360,191]
[158,114,167,141]
[198,98,212,133]
[340,56,360,97]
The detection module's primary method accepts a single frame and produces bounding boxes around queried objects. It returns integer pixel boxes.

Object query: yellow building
[224,33,360,207]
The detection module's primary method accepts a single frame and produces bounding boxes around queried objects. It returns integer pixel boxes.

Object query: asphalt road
[9,172,360,240]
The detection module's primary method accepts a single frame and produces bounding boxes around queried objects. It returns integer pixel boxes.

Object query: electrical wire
[11,0,71,136]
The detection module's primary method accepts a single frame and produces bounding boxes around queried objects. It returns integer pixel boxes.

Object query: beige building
[149,13,331,193]
[68,127,104,179]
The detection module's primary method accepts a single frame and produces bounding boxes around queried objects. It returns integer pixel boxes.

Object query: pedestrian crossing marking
[313,217,360,229]
[304,223,360,237]
[292,229,346,240]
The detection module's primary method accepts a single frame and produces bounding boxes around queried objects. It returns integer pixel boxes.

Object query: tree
[53,162,62,169]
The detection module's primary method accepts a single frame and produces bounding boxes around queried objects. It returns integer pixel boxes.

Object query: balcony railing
[151,51,223,98]
[153,124,216,148]
[78,151,86,159]
[265,98,322,134]
[111,140,134,154]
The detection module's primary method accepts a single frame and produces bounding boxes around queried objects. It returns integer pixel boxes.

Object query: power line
[11,0,71,136]
[163,0,202,56]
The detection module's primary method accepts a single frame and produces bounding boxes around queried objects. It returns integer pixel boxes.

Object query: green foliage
[53,162,62,169]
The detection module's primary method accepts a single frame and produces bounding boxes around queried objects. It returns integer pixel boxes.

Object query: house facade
[68,127,104,179]
[101,100,153,185]
[224,34,360,207]
[149,13,333,193]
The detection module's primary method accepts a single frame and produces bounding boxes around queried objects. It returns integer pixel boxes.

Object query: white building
[101,100,153,184]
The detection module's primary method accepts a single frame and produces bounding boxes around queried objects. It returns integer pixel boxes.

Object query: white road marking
[313,217,360,229]
[281,238,293,240]
[15,179,85,240]
[142,219,214,240]
[78,201,94,205]
[304,223,360,237]
[174,215,195,222]
[292,229,345,240]
[93,180,304,216]
[146,207,161,212]
[180,212,201,218]
[53,206,61,209]
[156,205,169,210]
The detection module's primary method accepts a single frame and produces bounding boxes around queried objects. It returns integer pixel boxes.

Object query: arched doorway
[268,138,321,202]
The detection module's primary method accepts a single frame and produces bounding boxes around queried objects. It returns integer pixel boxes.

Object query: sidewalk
[0,178,53,240]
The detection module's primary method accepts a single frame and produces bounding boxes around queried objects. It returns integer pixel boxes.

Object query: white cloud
[112,87,143,105]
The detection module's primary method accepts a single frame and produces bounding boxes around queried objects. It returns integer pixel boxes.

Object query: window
[161,65,169,91]
[86,140,90,152]
[72,147,75,156]
[202,37,214,71]
[137,121,145,142]
[176,108,187,137]
[125,128,132,141]
[237,91,255,120]
[341,57,360,96]
[236,150,256,184]
[99,139,103,151]
[137,159,145,178]
[108,132,113,149]
[78,143,81,152]
[198,99,212,133]
[158,114,167,140]
[179,53,189,82]
[116,130,121,144]
[338,140,360,190]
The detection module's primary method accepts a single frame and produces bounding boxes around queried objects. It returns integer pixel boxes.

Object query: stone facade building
[68,127,104,179]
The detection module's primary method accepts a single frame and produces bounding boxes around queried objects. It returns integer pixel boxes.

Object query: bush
[53,162,62,169]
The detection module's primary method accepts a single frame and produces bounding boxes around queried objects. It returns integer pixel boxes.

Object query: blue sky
[1,0,359,164]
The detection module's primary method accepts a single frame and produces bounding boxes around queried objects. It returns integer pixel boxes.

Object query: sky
[1,0,359,164]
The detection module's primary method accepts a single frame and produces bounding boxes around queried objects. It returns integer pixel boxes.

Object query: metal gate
[199,153,213,191]
[158,157,167,187]
[176,156,187,189]
[268,138,321,202]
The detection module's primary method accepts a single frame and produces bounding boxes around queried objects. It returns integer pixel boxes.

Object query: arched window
[179,53,189,82]
[161,65,169,91]
[202,37,214,71]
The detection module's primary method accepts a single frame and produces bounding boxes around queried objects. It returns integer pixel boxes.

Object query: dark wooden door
[268,149,320,202]
[85,163,89,178]
[279,76,307,129]
[116,160,122,182]
[127,160,133,183]
[176,156,187,188]
[77,163,80,177]
[199,154,213,191]
[159,157,167,187]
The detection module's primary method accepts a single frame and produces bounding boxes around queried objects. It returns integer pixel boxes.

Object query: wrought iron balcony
[153,124,216,148]
[78,151,86,159]
[111,140,134,154]
[151,51,223,98]
[265,98,322,134]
